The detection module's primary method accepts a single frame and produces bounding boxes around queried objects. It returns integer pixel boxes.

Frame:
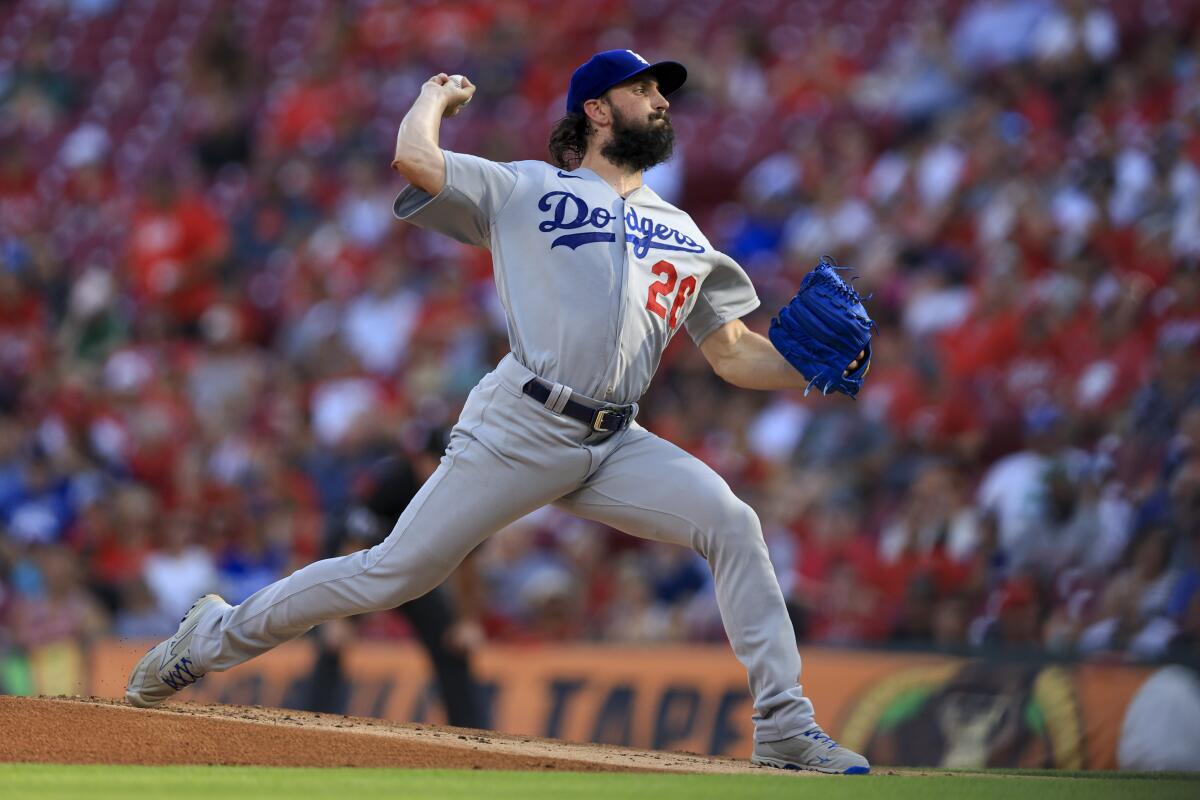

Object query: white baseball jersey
[393,151,760,405]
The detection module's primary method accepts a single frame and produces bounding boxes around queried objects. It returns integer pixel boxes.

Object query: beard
[600,105,675,172]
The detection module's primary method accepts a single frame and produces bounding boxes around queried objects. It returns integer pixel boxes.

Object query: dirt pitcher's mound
[0,696,791,774]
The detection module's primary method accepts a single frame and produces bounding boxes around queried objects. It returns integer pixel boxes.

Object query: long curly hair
[547,112,593,169]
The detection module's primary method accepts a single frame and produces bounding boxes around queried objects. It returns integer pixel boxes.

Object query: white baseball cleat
[125,594,227,708]
[752,726,871,774]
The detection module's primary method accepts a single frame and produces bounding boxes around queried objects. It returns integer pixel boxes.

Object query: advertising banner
[73,640,1181,769]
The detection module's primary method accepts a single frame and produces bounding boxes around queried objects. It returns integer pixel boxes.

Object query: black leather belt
[522,378,634,433]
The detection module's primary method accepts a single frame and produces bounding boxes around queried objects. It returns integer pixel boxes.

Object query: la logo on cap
[627,50,650,65]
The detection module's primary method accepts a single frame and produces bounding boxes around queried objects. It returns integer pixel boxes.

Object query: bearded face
[599,102,675,173]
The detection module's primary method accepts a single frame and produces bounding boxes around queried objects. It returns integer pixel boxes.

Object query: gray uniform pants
[191,354,816,742]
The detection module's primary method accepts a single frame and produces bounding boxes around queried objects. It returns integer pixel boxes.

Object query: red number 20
[646,260,697,329]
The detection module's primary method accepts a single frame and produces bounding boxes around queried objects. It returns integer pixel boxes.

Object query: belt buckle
[592,408,622,432]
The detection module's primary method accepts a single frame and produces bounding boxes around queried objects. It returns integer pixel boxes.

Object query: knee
[374,572,447,613]
[361,544,452,611]
[720,498,762,537]
[699,496,766,558]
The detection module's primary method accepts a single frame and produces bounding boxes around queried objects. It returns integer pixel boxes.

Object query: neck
[578,150,642,197]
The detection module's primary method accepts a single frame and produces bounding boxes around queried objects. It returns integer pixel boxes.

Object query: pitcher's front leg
[128,426,588,708]
[191,434,584,673]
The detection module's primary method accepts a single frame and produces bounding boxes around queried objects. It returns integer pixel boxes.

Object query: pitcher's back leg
[555,425,815,743]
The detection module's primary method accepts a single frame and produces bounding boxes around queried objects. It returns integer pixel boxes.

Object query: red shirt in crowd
[127,194,228,323]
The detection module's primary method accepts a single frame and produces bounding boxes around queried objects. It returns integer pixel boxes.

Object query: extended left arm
[700,319,863,391]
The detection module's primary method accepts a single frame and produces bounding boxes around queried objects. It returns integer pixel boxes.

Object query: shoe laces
[160,656,203,691]
[801,727,842,750]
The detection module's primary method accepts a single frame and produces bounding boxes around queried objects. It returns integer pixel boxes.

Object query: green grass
[0,765,1196,800]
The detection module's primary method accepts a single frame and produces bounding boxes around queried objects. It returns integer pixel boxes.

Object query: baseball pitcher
[127,50,874,774]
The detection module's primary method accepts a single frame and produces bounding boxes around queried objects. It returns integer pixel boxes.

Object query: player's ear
[583,97,611,127]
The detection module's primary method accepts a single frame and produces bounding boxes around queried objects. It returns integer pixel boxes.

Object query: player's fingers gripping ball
[440,73,474,117]
[769,256,877,399]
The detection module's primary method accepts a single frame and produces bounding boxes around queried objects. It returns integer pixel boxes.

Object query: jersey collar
[566,166,651,200]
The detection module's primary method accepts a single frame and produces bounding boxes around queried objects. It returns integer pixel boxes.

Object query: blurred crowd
[3,0,1200,689]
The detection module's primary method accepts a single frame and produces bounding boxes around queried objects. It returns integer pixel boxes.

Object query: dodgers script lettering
[537,191,706,256]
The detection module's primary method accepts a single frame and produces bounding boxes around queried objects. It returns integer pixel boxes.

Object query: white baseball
[447,74,471,114]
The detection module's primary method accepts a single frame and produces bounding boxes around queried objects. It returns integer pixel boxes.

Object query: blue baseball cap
[566,49,687,115]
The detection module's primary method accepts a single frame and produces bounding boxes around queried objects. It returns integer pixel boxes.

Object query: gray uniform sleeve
[392,150,519,248]
[684,251,761,345]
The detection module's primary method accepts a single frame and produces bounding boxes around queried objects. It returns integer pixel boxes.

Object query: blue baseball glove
[768,257,876,398]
